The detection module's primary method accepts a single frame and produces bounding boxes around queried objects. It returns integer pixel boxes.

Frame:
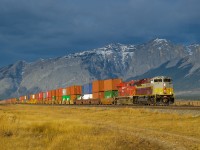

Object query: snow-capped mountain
[0,38,200,99]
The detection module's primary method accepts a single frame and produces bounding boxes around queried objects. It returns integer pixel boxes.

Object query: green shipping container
[62,95,71,101]
[52,96,56,100]
[104,91,118,99]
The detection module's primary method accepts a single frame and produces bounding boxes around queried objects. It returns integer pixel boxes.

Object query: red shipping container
[46,91,52,100]
[38,92,43,101]
[92,80,104,93]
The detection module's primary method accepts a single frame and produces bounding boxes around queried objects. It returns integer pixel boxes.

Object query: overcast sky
[0,0,200,67]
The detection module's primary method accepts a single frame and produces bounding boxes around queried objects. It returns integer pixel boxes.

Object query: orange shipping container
[56,96,62,102]
[66,87,71,95]
[55,88,63,97]
[92,80,104,93]
[70,86,82,95]
[56,89,59,97]
[59,88,63,96]
[104,78,122,91]
[93,92,104,99]
[35,93,39,100]
[51,90,56,96]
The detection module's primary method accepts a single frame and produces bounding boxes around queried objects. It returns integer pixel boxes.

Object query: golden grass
[0,105,200,150]
[174,100,200,106]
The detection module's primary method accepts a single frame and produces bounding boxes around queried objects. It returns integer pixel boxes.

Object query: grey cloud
[0,0,200,67]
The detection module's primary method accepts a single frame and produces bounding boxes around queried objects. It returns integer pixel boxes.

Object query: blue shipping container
[82,83,92,94]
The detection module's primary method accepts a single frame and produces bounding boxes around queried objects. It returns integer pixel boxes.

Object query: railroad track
[17,104,200,111]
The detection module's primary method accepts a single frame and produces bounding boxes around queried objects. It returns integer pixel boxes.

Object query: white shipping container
[82,94,93,100]
[62,89,67,95]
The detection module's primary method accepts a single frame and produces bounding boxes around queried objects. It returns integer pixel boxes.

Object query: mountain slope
[0,39,199,99]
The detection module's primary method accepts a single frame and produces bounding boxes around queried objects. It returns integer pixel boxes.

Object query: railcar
[114,76,174,105]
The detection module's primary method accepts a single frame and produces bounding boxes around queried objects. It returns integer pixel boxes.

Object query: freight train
[1,76,175,106]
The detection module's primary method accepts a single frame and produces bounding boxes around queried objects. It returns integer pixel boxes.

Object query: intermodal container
[71,95,81,100]
[104,91,118,99]
[43,92,46,99]
[56,89,59,97]
[92,80,104,93]
[51,90,56,97]
[30,94,36,100]
[70,86,82,95]
[82,83,92,94]
[52,96,56,101]
[93,92,104,99]
[104,78,122,91]
[46,91,52,100]
[62,88,67,95]
[56,88,63,97]
[35,93,39,100]
[69,95,81,104]
[66,87,71,95]
[38,92,43,101]
[62,95,71,101]
[82,94,93,100]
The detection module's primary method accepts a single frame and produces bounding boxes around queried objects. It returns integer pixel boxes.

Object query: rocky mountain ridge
[0,38,200,99]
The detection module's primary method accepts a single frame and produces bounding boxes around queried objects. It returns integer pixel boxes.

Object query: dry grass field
[174,100,200,106]
[0,105,200,150]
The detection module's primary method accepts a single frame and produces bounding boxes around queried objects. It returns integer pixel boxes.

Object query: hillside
[0,38,200,99]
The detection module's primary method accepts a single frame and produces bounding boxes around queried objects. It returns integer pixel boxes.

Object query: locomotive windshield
[154,79,162,82]
[163,79,171,82]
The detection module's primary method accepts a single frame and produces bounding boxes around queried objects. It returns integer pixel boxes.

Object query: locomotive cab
[151,76,174,105]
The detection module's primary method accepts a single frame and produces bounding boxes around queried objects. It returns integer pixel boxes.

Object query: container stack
[69,85,82,104]
[29,94,36,104]
[51,90,56,104]
[104,78,122,98]
[56,88,62,104]
[38,92,43,104]
[82,83,92,104]
[62,86,82,104]
[46,90,52,104]
[62,88,69,104]
[82,83,93,99]
[43,92,46,104]
[92,80,104,99]
[102,78,122,104]
[19,95,27,103]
